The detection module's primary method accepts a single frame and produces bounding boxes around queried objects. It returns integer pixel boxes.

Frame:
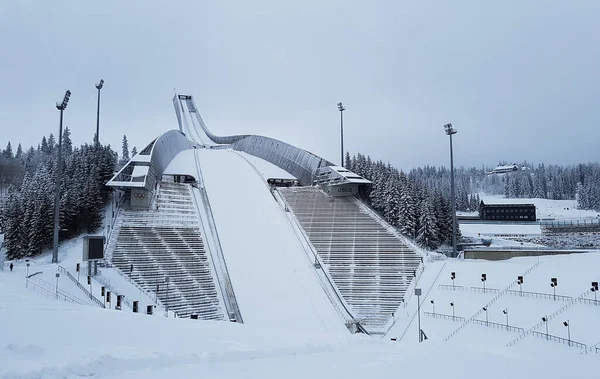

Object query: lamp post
[481,273,487,293]
[451,272,456,290]
[95,79,104,145]
[25,262,30,288]
[550,277,558,300]
[591,282,598,305]
[450,302,455,321]
[55,272,60,299]
[415,288,422,342]
[337,102,345,167]
[563,320,571,347]
[444,123,458,258]
[517,276,523,296]
[165,277,170,318]
[542,316,549,340]
[483,307,488,326]
[503,309,509,330]
[52,90,71,264]
[430,299,435,315]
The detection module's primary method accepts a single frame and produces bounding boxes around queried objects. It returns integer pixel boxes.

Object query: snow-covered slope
[167,148,348,335]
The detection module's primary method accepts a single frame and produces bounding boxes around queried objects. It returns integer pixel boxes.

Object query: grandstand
[103,93,423,334]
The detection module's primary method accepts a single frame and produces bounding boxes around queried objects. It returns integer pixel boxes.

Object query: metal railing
[445,261,541,342]
[531,331,587,350]
[579,298,600,306]
[438,284,465,291]
[191,149,243,323]
[507,288,592,347]
[26,275,93,306]
[470,286,500,294]
[424,311,465,322]
[471,319,524,333]
[397,262,448,340]
[506,289,572,302]
[274,188,362,333]
[57,266,105,308]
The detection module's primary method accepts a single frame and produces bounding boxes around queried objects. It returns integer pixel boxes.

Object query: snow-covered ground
[3,248,600,378]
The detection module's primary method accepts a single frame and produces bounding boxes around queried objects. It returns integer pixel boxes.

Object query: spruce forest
[0,131,118,259]
[346,153,600,250]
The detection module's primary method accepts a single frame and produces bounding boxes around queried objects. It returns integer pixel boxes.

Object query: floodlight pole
[338,102,345,167]
[564,321,571,347]
[444,123,458,258]
[95,79,104,145]
[504,309,509,331]
[52,90,71,264]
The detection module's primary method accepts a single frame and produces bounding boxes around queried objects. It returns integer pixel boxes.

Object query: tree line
[346,153,460,250]
[0,132,118,259]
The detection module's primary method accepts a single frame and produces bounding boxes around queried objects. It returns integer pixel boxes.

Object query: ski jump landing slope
[167,148,348,336]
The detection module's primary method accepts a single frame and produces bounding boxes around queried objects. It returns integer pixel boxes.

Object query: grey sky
[1,1,599,171]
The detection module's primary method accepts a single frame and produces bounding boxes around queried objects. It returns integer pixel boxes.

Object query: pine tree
[15,143,23,160]
[62,127,73,156]
[131,146,138,157]
[3,141,13,159]
[122,135,130,162]
[40,136,50,155]
[417,200,439,250]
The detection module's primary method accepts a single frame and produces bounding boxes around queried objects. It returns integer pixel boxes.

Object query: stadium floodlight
[52,89,71,264]
[337,102,346,167]
[563,320,571,346]
[444,123,458,258]
[95,79,104,145]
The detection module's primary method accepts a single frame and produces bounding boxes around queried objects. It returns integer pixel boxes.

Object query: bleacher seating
[280,187,421,333]
[110,182,225,319]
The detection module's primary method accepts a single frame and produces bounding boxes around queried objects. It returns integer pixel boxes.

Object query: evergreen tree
[62,127,73,156]
[131,146,138,157]
[121,135,130,162]
[3,141,13,159]
[417,200,439,250]
[15,143,23,160]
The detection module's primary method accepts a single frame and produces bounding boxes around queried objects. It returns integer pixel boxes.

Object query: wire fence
[423,311,465,322]
[531,331,587,350]
[579,298,600,306]
[506,289,572,302]
[471,318,524,333]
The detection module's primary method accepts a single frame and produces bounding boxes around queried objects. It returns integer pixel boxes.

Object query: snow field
[194,148,349,335]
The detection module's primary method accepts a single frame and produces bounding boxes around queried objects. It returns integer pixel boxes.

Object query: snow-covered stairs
[279,187,421,334]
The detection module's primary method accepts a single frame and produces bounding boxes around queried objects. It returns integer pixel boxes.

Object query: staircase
[279,187,421,334]
[110,182,227,319]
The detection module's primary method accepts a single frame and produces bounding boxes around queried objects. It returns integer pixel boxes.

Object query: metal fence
[472,318,524,333]
[438,284,466,291]
[531,331,587,350]
[57,265,105,308]
[579,298,600,306]
[424,311,465,322]
[470,286,500,294]
[506,289,572,302]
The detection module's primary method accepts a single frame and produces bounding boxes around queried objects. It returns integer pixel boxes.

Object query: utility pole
[95,79,104,145]
[52,90,71,264]
[337,102,345,167]
[444,123,458,257]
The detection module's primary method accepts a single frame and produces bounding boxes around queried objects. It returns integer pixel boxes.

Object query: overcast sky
[1,1,599,170]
